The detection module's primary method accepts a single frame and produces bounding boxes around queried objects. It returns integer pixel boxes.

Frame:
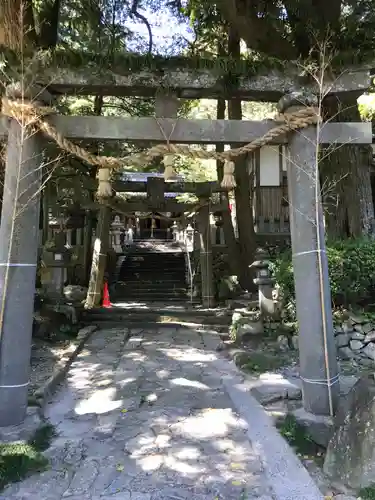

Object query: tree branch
[131,0,153,54]
[214,0,297,59]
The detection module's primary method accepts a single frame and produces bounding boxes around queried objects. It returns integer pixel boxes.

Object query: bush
[271,239,375,308]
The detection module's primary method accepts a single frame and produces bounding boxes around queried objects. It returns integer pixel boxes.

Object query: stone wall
[334,312,375,366]
[229,304,375,368]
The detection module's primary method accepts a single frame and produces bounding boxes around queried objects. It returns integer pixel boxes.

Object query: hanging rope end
[163,154,177,181]
[97,167,113,199]
[221,160,236,189]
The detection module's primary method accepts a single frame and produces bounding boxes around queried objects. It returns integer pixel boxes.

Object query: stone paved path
[2,326,322,500]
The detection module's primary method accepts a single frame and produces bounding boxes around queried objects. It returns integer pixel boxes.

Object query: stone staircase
[111,239,190,303]
[81,303,231,332]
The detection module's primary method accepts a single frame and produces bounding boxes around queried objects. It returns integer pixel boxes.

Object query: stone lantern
[185,223,194,250]
[249,247,276,317]
[111,215,123,253]
[43,231,73,299]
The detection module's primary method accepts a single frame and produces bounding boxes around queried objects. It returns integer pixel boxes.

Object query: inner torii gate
[0,73,372,426]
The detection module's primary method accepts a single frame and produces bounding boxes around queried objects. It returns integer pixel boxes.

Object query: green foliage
[271,239,375,308]
[0,423,55,491]
[277,415,324,462]
[358,93,375,121]
[234,351,286,373]
[359,485,375,500]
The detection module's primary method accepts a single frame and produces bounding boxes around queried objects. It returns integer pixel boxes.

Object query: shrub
[271,239,375,308]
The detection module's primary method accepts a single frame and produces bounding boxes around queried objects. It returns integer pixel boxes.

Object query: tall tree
[179,0,375,237]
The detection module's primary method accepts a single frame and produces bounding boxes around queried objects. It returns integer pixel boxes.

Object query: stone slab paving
[2,326,322,500]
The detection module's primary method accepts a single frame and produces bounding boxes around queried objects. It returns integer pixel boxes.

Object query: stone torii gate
[0,75,372,426]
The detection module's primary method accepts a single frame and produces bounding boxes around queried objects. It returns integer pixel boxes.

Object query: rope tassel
[221,160,236,189]
[97,167,112,199]
[163,154,176,180]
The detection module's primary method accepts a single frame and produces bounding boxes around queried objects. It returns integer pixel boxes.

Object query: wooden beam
[0,116,371,144]
[35,58,370,100]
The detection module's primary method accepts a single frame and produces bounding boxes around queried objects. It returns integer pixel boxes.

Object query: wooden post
[82,210,94,284]
[279,93,339,416]
[84,205,111,309]
[0,86,49,425]
[197,200,215,308]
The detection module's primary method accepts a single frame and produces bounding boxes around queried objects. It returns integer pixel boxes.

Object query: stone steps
[114,240,189,303]
[80,306,231,329]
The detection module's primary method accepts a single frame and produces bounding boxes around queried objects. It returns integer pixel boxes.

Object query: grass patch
[234,351,286,373]
[28,423,56,452]
[359,485,375,499]
[277,415,325,465]
[0,423,56,491]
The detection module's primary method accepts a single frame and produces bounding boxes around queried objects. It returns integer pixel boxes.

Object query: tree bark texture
[215,97,240,277]
[228,27,256,290]
[321,96,374,238]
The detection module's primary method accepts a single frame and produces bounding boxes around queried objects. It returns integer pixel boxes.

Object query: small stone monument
[111,215,123,253]
[249,247,276,318]
[185,223,194,250]
[43,231,72,299]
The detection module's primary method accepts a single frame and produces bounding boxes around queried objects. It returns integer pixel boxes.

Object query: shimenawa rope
[1,97,320,198]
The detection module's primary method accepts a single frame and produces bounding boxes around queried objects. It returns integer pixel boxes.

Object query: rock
[292,335,299,350]
[251,373,302,405]
[277,334,290,351]
[361,322,373,334]
[351,331,365,341]
[364,330,375,343]
[324,375,375,489]
[349,339,363,351]
[363,343,375,360]
[0,407,42,443]
[358,357,374,367]
[237,320,264,338]
[353,324,364,334]
[337,347,354,360]
[63,285,87,303]
[292,408,333,448]
[335,333,351,348]
[342,321,354,334]
[348,312,366,324]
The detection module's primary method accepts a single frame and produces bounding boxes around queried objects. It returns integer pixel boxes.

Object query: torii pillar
[279,92,339,416]
[0,84,51,425]
[196,199,215,308]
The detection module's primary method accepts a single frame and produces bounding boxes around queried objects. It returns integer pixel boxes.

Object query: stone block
[338,347,354,360]
[349,339,363,351]
[363,342,375,360]
[335,333,351,348]
[237,320,264,338]
[251,373,302,405]
[324,375,375,489]
[364,331,375,343]
[348,312,366,324]
[342,321,354,334]
[351,331,365,341]
[292,408,333,448]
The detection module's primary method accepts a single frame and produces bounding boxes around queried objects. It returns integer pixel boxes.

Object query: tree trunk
[228,28,256,290]
[215,97,240,277]
[321,96,374,238]
[84,205,111,309]
[0,0,37,51]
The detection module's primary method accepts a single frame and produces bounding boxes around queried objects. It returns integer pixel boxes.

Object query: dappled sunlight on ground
[3,326,277,499]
